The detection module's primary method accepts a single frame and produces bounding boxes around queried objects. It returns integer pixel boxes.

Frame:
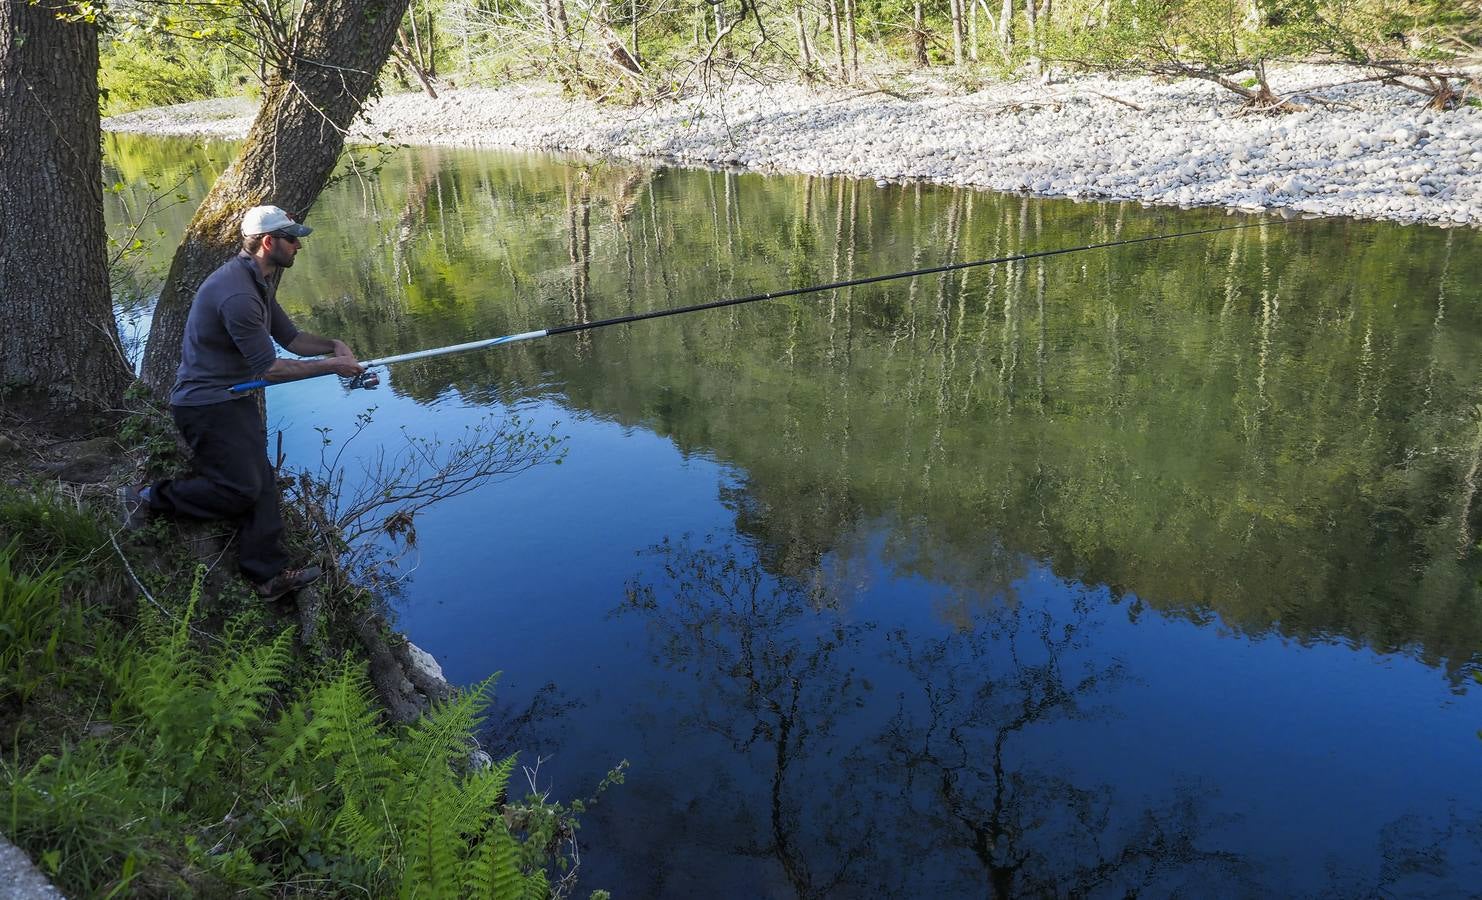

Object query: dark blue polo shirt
[170,252,301,407]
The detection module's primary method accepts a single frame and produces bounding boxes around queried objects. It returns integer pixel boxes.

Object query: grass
[0,481,613,898]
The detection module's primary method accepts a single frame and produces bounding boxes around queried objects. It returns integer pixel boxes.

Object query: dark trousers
[150,399,287,583]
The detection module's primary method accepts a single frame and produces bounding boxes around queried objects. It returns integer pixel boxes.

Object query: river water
[106,133,1482,897]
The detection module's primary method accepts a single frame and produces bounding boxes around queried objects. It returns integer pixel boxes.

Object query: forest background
[100,0,1482,119]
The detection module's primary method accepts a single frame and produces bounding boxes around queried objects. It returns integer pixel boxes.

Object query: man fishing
[121,205,374,601]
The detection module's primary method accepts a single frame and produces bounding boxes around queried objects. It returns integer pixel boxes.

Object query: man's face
[266,232,301,268]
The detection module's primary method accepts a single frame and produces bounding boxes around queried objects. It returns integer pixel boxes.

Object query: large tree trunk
[0,0,130,426]
[140,0,412,395]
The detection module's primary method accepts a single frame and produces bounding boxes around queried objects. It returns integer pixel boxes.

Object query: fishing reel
[346,368,382,391]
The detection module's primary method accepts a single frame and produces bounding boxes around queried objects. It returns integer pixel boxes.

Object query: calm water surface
[107,134,1482,897]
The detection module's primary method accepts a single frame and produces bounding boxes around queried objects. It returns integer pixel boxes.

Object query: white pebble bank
[105,65,1482,227]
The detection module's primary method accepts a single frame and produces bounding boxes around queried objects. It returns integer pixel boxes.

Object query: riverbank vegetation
[0,403,605,897]
[99,0,1479,115]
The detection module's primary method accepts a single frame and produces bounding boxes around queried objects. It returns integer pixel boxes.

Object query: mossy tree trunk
[0,1,130,427]
[140,0,413,396]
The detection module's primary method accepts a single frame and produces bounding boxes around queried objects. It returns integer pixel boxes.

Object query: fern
[403,674,495,785]
[6,546,603,898]
[488,820,525,900]
[462,825,496,897]
[313,662,399,862]
[450,753,516,839]
[400,780,463,899]
[261,696,330,781]
[522,868,550,900]
[455,756,518,896]
[130,566,205,722]
[125,567,212,781]
[193,624,295,767]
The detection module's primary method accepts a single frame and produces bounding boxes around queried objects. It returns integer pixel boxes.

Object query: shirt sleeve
[268,297,301,349]
[220,292,279,377]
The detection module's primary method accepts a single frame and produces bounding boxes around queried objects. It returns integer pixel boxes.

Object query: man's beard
[272,246,296,268]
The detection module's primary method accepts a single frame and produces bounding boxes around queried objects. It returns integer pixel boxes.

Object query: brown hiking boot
[252,565,322,602]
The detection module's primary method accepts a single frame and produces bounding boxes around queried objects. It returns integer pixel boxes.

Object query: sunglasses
[270,231,301,245]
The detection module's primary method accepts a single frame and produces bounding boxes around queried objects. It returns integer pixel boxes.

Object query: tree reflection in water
[615,537,1256,898]
[1321,811,1482,899]
[876,607,1251,897]
[618,536,880,897]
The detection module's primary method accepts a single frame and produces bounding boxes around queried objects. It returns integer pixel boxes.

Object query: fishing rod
[230,219,1281,394]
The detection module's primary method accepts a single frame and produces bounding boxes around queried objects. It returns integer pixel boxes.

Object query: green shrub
[0,487,110,576]
[5,562,593,897]
[99,40,236,115]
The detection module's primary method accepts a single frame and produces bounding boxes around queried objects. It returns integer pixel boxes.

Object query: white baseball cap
[241,205,312,237]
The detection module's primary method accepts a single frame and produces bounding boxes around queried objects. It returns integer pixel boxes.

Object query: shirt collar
[235,250,272,296]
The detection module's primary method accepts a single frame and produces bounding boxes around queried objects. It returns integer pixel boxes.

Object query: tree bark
[630,0,641,67]
[1024,0,1037,68]
[828,0,845,80]
[544,0,561,50]
[395,28,440,97]
[407,0,426,70]
[0,0,130,425]
[968,0,980,62]
[140,0,413,395]
[424,0,436,78]
[796,3,814,72]
[913,0,928,66]
[951,0,965,65]
[843,0,858,79]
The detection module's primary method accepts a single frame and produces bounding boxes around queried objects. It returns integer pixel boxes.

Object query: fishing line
[231,218,1284,393]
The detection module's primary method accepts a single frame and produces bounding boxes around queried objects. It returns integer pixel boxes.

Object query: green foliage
[87,0,1478,112]
[99,38,240,116]
[0,548,79,706]
[0,486,111,576]
[4,552,594,897]
[118,383,188,476]
[1047,0,1310,82]
[1036,0,1478,109]
[1300,0,1479,60]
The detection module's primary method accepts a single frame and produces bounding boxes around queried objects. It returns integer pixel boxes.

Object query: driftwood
[1081,89,1144,111]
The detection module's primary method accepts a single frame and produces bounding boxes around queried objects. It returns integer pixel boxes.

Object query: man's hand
[266,334,370,384]
[328,354,366,378]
